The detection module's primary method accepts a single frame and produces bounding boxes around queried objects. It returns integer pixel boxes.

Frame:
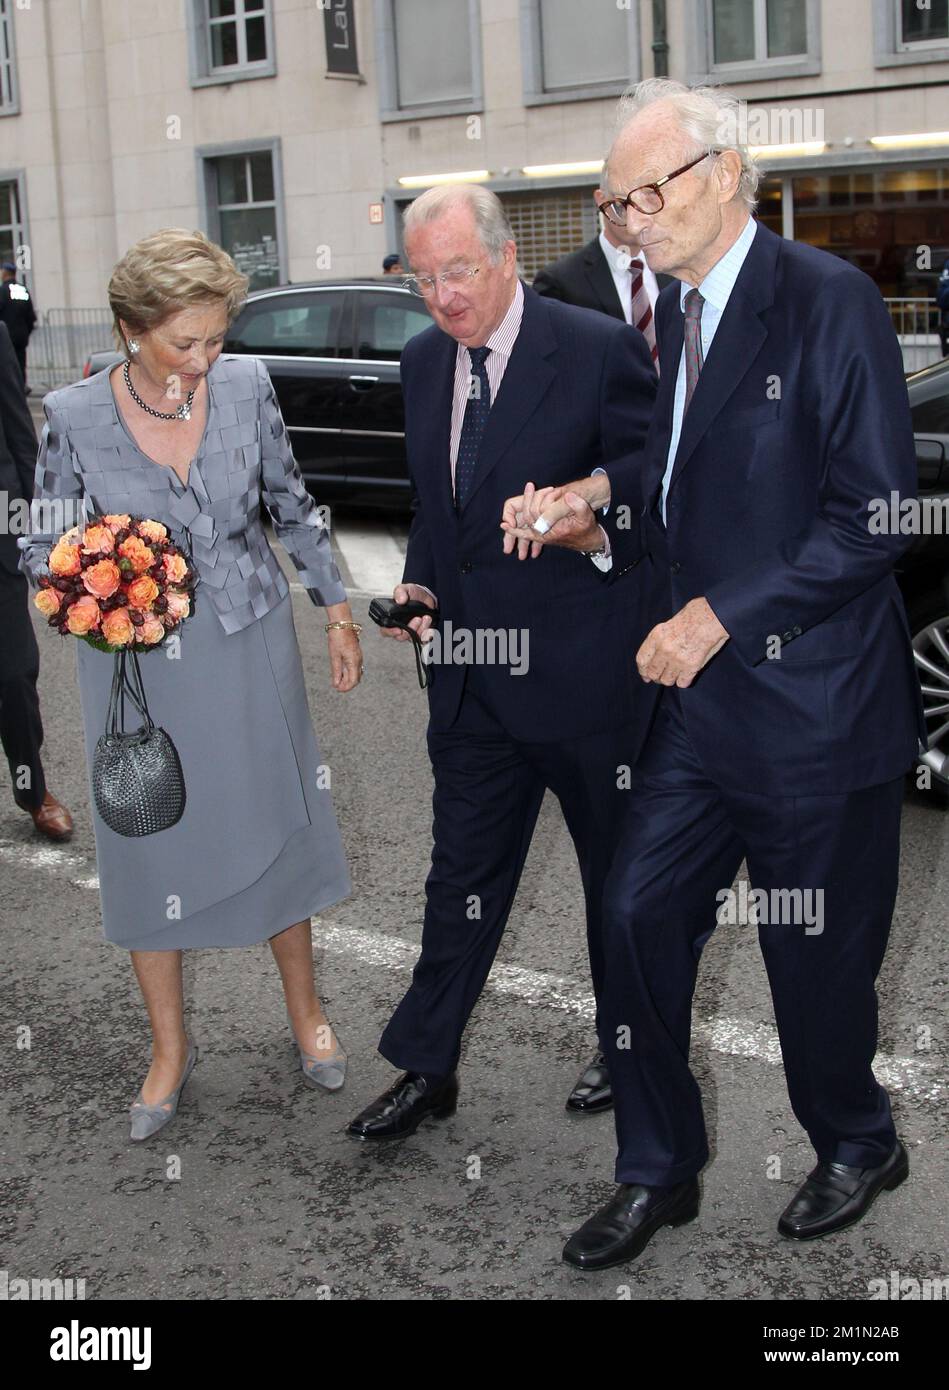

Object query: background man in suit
[0,322,73,840]
[533,164,675,370]
[502,79,923,1271]
[346,184,657,1142]
[0,262,37,393]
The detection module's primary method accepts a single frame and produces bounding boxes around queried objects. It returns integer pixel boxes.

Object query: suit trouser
[379,669,638,1076]
[0,553,46,812]
[599,687,903,1187]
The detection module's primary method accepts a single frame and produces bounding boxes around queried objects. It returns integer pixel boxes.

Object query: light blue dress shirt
[661,215,759,521]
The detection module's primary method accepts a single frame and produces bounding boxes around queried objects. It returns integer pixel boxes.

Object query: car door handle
[348,374,379,390]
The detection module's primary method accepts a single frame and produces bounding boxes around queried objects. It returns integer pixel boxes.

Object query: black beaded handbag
[92,649,185,837]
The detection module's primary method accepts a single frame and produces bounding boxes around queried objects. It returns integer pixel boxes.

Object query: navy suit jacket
[401,285,657,742]
[603,221,924,795]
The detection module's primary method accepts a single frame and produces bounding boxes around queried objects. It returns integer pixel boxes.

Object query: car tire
[907,595,949,800]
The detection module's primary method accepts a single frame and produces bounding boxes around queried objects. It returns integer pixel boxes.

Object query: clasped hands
[499,477,729,688]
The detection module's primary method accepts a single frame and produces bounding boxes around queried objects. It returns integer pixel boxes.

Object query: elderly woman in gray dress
[21,228,360,1140]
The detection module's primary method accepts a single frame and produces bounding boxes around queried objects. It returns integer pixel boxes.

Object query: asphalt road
[1,517,946,1303]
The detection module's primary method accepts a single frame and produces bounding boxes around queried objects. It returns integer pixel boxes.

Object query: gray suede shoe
[129,1042,198,1142]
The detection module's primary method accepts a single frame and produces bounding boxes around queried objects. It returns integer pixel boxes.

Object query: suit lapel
[667,222,778,493]
[645,287,683,501]
[461,289,557,512]
[584,240,625,320]
[411,331,457,520]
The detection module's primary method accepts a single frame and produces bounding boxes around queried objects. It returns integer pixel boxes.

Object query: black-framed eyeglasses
[597,150,720,224]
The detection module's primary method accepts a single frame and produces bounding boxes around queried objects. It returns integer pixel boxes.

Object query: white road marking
[328,519,406,595]
[1,836,942,1103]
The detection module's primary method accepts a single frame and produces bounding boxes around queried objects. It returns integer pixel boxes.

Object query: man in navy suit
[346,184,657,1141]
[503,80,923,1268]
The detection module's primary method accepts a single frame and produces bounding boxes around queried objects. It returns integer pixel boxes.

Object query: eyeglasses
[597,151,720,225]
[403,265,482,298]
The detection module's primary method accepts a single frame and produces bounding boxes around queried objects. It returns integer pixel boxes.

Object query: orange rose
[138,519,168,543]
[64,594,101,636]
[164,589,191,623]
[101,606,135,647]
[82,558,122,600]
[81,524,115,555]
[138,615,166,645]
[118,536,155,574]
[34,588,62,618]
[127,575,159,610]
[49,539,82,576]
[103,514,131,532]
[162,552,187,583]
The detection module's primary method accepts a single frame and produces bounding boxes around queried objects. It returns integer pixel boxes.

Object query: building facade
[1,0,947,355]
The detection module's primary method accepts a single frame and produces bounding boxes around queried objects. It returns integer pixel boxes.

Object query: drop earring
[128,339,140,354]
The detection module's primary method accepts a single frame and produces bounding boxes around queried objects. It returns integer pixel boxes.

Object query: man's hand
[382,582,437,644]
[501,475,613,559]
[636,598,729,687]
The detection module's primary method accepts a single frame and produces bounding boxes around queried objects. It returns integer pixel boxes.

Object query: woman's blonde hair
[108,228,249,355]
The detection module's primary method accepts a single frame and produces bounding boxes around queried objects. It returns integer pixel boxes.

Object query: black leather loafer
[563,1178,700,1270]
[778,1140,909,1240]
[346,1071,458,1142]
[565,1050,613,1114]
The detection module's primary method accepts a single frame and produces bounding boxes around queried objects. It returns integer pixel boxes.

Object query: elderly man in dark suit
[0,322,73,839]
[346,183,657,1142]
[533,165,675,369]
[503,78,922,1270]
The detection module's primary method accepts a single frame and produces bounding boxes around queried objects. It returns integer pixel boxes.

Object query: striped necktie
[629,258,659,372]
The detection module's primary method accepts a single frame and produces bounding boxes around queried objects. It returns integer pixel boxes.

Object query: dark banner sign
[323,0,359,77]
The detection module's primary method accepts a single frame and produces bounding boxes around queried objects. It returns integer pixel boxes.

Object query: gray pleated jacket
[19,354,347,632]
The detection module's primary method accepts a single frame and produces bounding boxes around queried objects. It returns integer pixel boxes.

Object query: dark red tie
[683,289,705,414]
[629,258,659,373]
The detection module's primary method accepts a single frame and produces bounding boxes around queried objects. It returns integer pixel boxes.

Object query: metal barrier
[884,298,944,373]
[27,308,114,389]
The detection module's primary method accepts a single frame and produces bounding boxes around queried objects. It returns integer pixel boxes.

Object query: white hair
[611,78,760,211]
[402,184,515,262]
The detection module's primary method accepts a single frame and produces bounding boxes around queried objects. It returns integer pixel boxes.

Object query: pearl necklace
[123,359,197,421]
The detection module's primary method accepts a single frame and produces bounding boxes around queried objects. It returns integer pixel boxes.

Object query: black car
[223,277,431,512]
[899,355,949,792]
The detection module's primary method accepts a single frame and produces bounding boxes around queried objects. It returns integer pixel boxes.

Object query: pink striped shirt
[449,278,525,493]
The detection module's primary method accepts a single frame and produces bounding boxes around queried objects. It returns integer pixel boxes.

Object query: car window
[912,389,949,436]
[226,291,344,357]
[356,292,431,361]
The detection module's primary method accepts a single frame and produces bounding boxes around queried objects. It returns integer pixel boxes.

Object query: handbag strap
[106,649,154,736]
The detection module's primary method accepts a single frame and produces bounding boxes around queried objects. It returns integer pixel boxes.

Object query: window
[211,151,279,291]
[227,292,345,357]
[898,0,949,48]
[188,0,275,86]
[376,0,482,119]
[0,0,19,114]
[912,392,949,437]
[356,291,431,360]
[521,0,639,105]
[499,187,599,281]
[690,0,819,81]
[0,178,24,267]
[790,165,949,299]
[712,0,806,64]
[874,0,949,65]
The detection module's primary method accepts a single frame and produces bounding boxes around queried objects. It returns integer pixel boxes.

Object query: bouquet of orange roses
[34,514,194,653]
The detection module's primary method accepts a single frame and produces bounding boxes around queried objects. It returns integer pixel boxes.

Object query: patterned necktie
[683,288,705,414]
[455,345,491,509]
[629,258,659,372]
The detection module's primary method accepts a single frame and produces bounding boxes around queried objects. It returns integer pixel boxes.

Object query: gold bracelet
[325,620,362,635]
